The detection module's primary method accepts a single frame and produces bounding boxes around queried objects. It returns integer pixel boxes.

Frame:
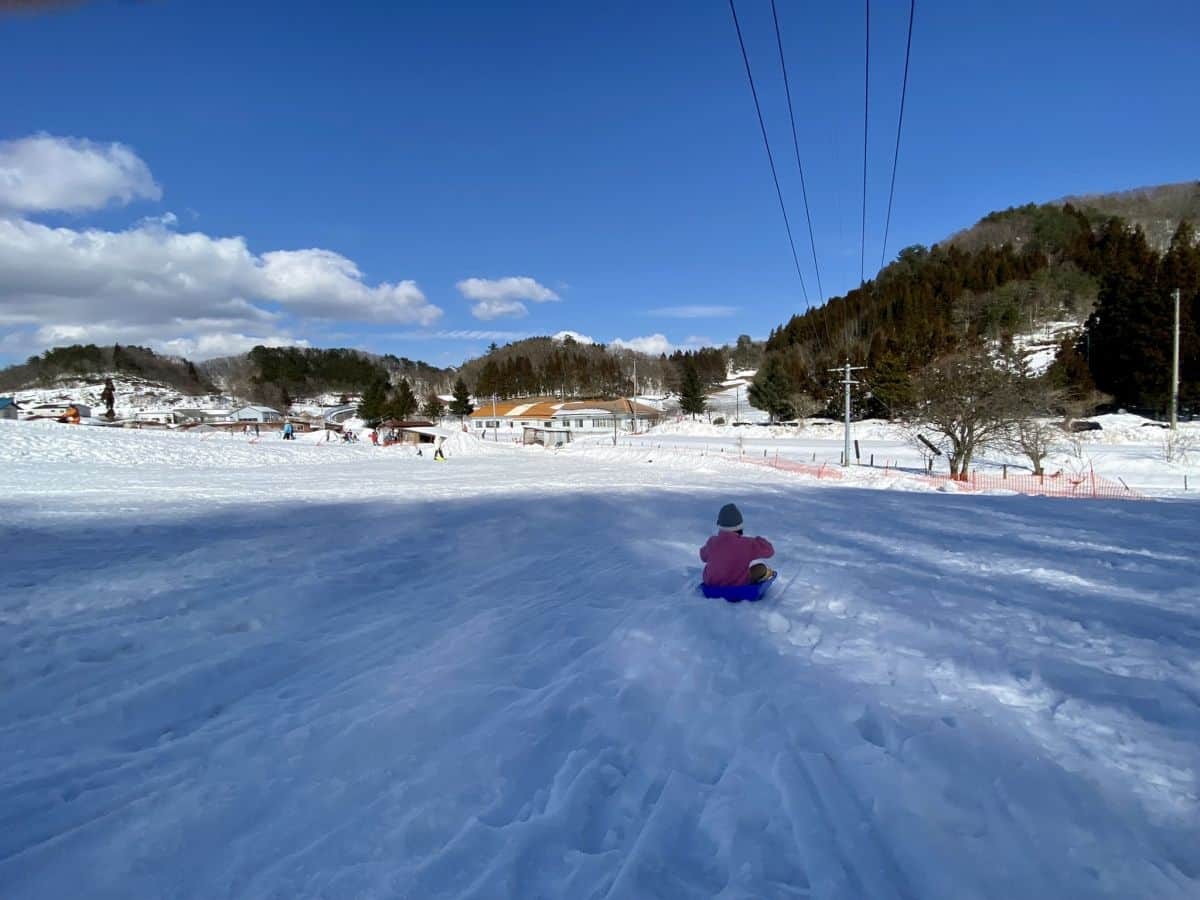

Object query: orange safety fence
[929,467,1143,500]
[737,451,843,480]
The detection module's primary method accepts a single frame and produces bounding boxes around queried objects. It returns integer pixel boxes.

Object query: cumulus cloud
[0,133,444,360]
[552,330,595,345]
[470,298,529,320]
[611,333,674,355]
[0,134,161,214]
[646,305,738,318]
[458,276,559,320]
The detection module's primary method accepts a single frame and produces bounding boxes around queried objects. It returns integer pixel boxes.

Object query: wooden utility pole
[1171,288,1180,430]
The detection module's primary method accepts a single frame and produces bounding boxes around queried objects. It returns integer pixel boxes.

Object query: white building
[469,398,661,439]
[232,405,284,424]
[26,403,93,419]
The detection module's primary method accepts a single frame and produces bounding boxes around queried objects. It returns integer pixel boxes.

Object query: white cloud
[611,333,674,355]
[552,330,595,345]
[459,276,559,319]
[0,217,442,359]
[646,305,738,318]
[0,132,443,360]
[0,134,161,214]
[471,298,529,320]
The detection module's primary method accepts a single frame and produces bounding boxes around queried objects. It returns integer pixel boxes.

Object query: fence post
[870,453,874,467]
[1091,465,1097,498]
[1002,464,1007,479]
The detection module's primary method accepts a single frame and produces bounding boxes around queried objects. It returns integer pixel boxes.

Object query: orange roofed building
[469,397,661,439]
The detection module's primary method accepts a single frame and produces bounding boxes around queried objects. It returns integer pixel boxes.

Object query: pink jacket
[700,532,774,586]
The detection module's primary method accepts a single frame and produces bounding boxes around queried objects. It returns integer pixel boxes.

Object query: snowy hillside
[9,374,231,418]
[1,422,1198,898]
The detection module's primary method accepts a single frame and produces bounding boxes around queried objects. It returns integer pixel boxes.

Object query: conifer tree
[678,364,707,418]
[448,377,474,421]
[747,354,795,422]
[357,379,389,426]
[422,391,445,420]
[385,378,418,422]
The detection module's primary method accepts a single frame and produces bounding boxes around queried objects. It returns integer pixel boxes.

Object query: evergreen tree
[422,392,445,420]
[385,378,418,422]
[357,378,389,426]
[678,363,707,418]
[747,354,795,422]
[448,377,474,421]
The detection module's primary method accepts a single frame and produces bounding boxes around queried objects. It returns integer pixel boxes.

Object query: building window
[544,421,554,427]
[475,421,483,428]
[576,419,584,428]
[487,420,500,428]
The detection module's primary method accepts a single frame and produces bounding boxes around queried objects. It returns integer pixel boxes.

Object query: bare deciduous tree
[909,347,1022,479]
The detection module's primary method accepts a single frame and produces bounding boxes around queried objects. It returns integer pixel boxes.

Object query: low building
[468,397,661,439]
[173,408,233,425]
[134,410,175,425]
[27,402,93,420]
[380,420,437,445]
[232,405,283,424]
[0,397,18,420]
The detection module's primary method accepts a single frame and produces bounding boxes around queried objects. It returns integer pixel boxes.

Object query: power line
[769,0,823,301]
[728,0,809,304]
[880,0,915,272]
[859,0,870,286]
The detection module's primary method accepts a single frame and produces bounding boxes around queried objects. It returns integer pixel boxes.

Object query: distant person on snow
[369,430,378,445]
[100,378,116,418]
[282,421,294,440]
[433,441,446,461]
[699,503,774,587]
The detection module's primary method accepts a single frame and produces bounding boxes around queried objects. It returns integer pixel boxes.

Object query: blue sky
[1,0,1197,367]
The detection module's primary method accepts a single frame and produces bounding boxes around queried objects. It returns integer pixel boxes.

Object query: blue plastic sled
[700,572,778,603]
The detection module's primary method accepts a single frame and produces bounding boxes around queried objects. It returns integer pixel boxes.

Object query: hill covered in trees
[0,344,214,395]
[757,183,1200,419]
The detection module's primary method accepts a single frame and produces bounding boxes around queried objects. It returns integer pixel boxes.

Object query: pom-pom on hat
[717,503,744,531]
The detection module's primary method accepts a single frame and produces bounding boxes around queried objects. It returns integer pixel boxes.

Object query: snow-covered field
[620,414,1200,498]
[2,421,1198,898]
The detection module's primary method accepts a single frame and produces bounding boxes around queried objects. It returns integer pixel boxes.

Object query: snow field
[1,421,1198,898]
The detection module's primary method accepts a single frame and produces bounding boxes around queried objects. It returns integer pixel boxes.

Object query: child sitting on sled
[700,503,775,587]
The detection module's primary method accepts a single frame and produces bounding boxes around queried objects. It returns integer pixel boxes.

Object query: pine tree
[358,379,389,426]
[747,354,795,422]
[448,377,474,421]
[385,378,418,422]
[678,364,707,418]
[422,392,445,420]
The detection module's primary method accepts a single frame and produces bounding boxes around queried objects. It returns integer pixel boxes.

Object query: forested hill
[761,183,1200,415]
[0,344,214,395]
[0,344,455,407]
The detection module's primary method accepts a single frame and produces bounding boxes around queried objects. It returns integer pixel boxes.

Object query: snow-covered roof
[235,405,281,414]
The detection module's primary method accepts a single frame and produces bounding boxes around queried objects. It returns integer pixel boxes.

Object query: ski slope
[1,422,1198,898]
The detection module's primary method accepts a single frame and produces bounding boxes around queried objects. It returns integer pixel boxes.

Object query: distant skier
[100,378,116,419]
[434,441,446,462]
[699,503,775,587]
[369,430,378,446]
[283,421,294,440]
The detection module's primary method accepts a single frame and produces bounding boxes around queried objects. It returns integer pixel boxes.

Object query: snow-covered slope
[9,374,231,418]
[1,422,1197,898]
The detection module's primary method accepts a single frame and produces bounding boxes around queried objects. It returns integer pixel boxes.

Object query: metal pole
[736,385,740,423]
[828,361,866,467]
[1171,288,1180,430]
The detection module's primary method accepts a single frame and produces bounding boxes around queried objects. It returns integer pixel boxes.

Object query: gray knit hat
[717,503,744,531]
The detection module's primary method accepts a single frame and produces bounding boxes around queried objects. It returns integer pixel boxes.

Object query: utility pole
[735,385,740,423]
[828,361,866,467]
[632,358,638,434]
[1171,287,1180,430]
